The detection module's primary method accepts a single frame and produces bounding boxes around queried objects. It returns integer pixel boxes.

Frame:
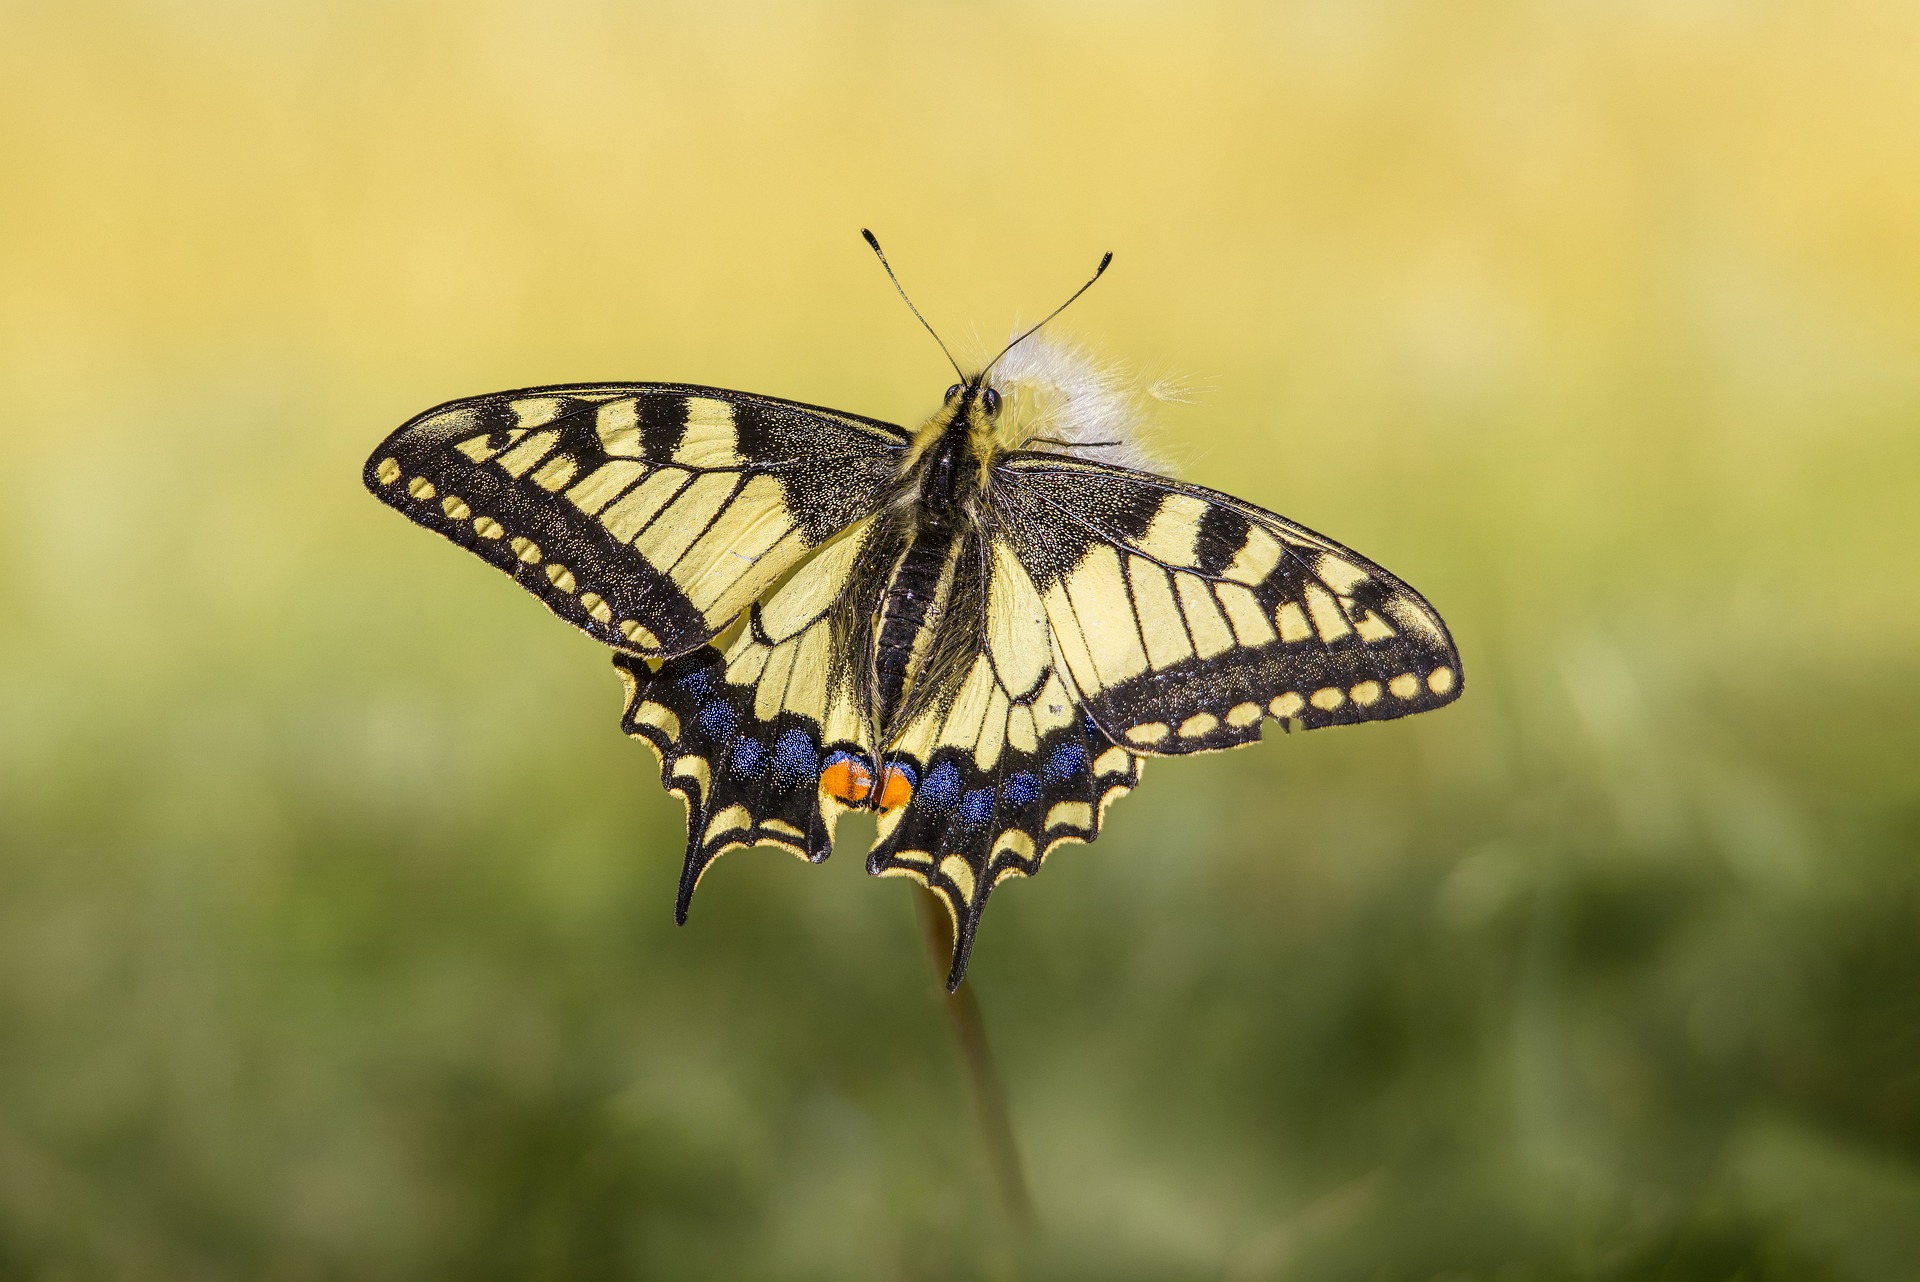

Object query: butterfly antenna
[862,229,965,381]
[982,250,1113,379]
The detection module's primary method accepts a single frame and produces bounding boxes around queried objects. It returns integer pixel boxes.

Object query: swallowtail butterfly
[364,235,1463,987]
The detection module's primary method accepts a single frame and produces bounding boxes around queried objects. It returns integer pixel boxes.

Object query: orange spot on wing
[876,766,914,811]
[820,757,873,805]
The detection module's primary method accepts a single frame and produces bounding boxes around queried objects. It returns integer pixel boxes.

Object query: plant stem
[915,886,1038,1237]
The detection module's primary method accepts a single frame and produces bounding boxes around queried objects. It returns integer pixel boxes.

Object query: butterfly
[363,234,1463,988]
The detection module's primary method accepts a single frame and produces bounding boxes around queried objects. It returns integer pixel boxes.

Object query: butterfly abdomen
[872,529,962,729]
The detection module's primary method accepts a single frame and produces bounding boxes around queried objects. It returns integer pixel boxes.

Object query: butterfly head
[944,381,1003,419]
[903,376,1004,517]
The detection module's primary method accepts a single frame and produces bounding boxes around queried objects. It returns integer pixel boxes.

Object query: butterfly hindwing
[613,523,878,918]
[365,383,907,656]
[993,454,1463,754]
[866,534,1143,985]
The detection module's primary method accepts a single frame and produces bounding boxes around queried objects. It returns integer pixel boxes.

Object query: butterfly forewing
[364,383,906,656]
[992,453,1463,754]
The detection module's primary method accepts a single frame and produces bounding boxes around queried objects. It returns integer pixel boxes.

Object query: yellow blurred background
[3,1,1917,1277]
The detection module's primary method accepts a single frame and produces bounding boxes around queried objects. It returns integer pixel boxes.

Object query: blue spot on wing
[697,700,738,740]
[919,762,962,813]
[770,729,818,786]
[1005,772,1040,806]
[1043,742,1086,783]
[679,668,714,699]
[729,738,765,777]
[956,789,994,828]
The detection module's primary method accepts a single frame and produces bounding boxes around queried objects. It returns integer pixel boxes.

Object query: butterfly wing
[612,522,879,920]
[365,383,907,656]
[865,532,1144,987]
[992,453,1463,753]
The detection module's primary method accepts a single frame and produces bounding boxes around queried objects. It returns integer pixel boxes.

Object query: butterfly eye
[945,383,963,402]
[981,387,1002,416]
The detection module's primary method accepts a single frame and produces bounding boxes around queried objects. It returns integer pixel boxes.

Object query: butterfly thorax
[897,382,1000,521]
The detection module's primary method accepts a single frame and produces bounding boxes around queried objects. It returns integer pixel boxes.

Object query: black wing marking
[992,453,1462,754]
[365,383,907,657]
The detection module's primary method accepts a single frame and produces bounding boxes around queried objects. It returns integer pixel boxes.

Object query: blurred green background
[4,1,1918,1277]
